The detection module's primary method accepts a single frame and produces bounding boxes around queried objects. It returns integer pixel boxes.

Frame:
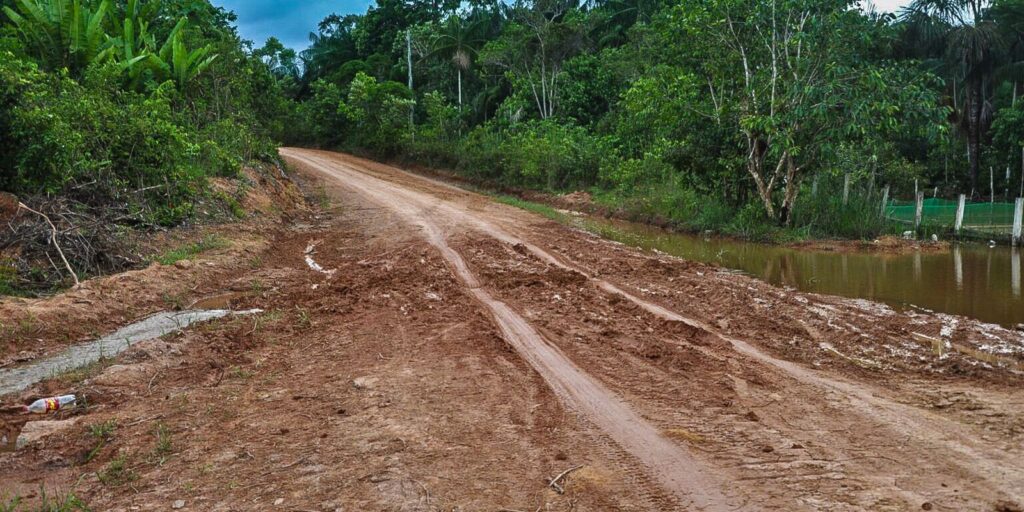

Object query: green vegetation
[84,419,117,464]
[269,0,1024,241]
[97,452,136,486]
[7,0,1024,254]
[151,422,173,464]
[152,234,228,265]
[492,195,565,222]
[0,0,292,293]
[52,357,112,385]
[0,489,90,512]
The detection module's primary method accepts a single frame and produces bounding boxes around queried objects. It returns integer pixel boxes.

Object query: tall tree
[902,0,1003,195]
[679,0,946,223]
[482,0,588,119]
[427,14,488,107]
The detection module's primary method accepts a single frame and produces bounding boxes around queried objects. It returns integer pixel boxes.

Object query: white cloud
[861,0,912,13]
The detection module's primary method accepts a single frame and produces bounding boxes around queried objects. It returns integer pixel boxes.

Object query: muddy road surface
[2,148,1023,511]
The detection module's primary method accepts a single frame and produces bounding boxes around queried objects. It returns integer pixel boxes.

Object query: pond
[567,216,1024,328]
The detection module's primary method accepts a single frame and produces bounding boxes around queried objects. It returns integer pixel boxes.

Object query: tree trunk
[457,68,463,109]
[746,138,775,219]
[779,154,800,226]
[967,78,983,196]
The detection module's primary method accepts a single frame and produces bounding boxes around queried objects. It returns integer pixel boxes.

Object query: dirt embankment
[0,166,306,367]
[1,149,1022,511]
[788,235,951,254]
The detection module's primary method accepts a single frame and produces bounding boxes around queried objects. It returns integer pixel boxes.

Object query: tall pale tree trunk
[779,155,801,226]
[967,78,984,196]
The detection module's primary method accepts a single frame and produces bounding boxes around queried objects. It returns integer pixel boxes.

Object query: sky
[212,0,914,53]
[213,0,373,51]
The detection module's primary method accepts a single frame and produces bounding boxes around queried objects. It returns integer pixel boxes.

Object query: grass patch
[492,194,565,222]
[97,453,136,487]
[152,235,229,266]
[294,306,312,329]
[0,488,90,512]
[151,422,173,465]
[214,191,247,220]
[52,358,113,386]
[88,420,117,440]
[83,420,117,464]
[312,185,331,209]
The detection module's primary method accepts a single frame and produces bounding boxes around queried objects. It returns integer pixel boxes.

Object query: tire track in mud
[283,149,1024,507]
[311,149,1024,497]
[282,150,740,511]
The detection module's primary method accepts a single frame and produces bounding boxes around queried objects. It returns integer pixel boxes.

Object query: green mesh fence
[886,198,1020,234]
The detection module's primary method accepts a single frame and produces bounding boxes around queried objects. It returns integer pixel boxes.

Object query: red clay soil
[1,148,1023,511]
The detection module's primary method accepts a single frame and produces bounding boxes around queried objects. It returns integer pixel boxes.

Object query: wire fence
[886,198,1020,235]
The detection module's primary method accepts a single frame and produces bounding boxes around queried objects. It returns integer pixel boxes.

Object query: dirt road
[3,148,1023,511]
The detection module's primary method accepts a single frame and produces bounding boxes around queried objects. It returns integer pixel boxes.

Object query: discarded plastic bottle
[26,395,76,414]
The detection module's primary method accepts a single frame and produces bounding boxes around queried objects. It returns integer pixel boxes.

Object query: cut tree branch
[16,202,80,287]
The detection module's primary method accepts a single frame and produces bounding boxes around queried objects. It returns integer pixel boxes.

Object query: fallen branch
[16,201,80,287]
[548,464,583,494]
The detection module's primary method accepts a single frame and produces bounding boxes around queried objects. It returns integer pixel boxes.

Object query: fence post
[1013,197,1023,246]
[955,194,966,235]
[880,186,889,218]
[843,174,850,206]
[915,191,924,231]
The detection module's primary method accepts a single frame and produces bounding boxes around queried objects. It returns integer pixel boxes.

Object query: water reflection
[1014,247,1021,298]
[571,217,1024,328]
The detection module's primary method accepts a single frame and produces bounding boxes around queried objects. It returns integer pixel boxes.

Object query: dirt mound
[0,193,17,222]
[789,235,951,254]
[557,191,594,209]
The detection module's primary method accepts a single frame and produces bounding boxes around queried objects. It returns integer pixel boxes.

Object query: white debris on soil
[847,299,896,317]
[304,242,336,277]
[974,322,1024,356]
[352,376,378,390]
[939,316,959,339]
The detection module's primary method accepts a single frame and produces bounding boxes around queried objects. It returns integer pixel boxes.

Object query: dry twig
[548,464,584,494]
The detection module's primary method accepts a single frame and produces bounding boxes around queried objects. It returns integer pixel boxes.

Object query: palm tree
[3,0,112,75]
[903,0,1004,195]
[427,14,488,108]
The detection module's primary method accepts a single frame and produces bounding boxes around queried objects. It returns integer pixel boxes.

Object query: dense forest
[5,0,1024,257]
[0,0,289,290]
[265,0,1024,240]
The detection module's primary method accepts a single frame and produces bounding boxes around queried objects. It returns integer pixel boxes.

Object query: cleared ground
[1,149,1023,511]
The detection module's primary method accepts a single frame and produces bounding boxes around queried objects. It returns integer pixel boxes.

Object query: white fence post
[1013,197,1023,246]
[880,186,889,218]
[955,194,966,235]
[915,192,924,231]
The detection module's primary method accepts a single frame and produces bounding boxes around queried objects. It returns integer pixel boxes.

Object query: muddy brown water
[567,217,1024,328]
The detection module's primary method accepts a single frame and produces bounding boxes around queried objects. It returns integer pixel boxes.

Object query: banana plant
[3,0,113,75]
[146,20,218,89]
[103,0,163,90]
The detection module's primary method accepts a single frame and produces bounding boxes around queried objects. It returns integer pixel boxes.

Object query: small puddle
[0,309,260,396]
